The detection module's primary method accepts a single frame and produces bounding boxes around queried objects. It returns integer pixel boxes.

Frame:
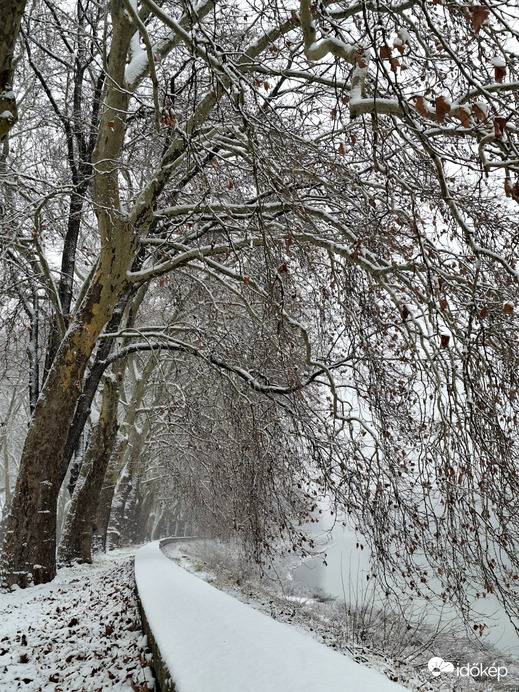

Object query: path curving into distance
[135,540,407,692]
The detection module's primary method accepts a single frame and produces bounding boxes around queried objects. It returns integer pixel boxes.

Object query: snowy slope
[0,550,154,691]
[135,541,408,692]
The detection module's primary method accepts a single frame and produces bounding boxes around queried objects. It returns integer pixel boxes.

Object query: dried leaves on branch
[0,0,519,638]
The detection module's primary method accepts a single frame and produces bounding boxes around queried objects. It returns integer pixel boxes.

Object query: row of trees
[0,0,518,636]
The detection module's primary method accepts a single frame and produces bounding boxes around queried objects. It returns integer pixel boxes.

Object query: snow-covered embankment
[135,540,408,692]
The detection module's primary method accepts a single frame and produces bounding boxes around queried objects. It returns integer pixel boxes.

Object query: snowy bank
[0,549,155,690]
[135,540,407,692]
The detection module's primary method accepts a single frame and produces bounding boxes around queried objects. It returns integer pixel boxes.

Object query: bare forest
[0,0,519,645]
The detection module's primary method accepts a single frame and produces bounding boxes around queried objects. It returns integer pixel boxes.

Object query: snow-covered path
[0,549,155,691]
[136,541,408,692]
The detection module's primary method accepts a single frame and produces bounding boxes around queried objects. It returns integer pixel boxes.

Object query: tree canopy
[1,0,519,637]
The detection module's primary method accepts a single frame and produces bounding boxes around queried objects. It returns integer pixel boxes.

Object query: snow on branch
[124,0,215,89]
[126,236,265,283]
[122,0,160,129]
[102,335,349,396]
[139,0,225,73]
[329,0,417,21]
[300,0,357,63]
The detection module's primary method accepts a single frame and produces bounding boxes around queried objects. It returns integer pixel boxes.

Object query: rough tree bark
[0,3,136,587]
[94,356,155,551]
[57,371,122,565]
[106,453,139,551]
[0,0,26,139]
[0,240,136,586]
[92,457,119,554]
[59,289,134,490]
[58,286,150,563]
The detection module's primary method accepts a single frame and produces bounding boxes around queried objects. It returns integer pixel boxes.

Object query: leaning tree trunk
[57,372,122,565]
[95,423,151,551]
[131,488,157,544]
[0,243,135,587]
[106,427,149,550]
[92,457,119,554]
[0,5,135,588]
[57,290,147,560]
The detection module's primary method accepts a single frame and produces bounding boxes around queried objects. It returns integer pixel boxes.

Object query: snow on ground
[2,540,516,692]
[0,549,155,691]
[135,541,408,692]
[163,540,519,692]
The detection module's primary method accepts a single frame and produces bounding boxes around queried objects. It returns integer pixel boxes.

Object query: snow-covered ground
[0,549,155,691]
[162,540,519,692]
[1,541,516,692]
[136,540,408,692]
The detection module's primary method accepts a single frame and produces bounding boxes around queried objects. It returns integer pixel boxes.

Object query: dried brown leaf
[472,103,486,122]
[458,107,471,128]
[471,6,489,33]
[495,64,506,83]
[415,97,429,118]
[435,96,451,124]
[494,117,506,139]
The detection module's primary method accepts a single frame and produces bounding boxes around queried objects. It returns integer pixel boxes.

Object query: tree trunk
[106,460,134,550]
[0,348,87,587]
[0,4,135,587]
[0,0,26,139]
[94,356,155,551]
[92,406,149,552]
[92,461,118,554]
[57,373,122,565]
[59,291,132,489]
[0,231,138,587]
[131,488,156,544]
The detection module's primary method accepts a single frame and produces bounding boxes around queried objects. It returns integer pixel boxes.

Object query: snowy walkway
[135,541,408,692]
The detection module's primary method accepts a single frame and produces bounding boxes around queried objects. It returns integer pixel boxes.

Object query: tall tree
[0,0,519,638]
